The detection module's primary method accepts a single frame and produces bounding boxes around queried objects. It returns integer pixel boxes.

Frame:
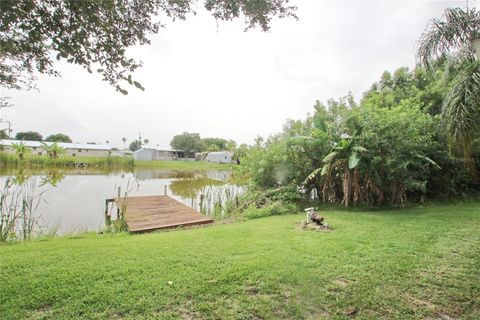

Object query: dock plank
[115,195,213,233]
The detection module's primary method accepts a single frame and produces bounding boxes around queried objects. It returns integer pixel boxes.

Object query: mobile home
[205,151,233,164]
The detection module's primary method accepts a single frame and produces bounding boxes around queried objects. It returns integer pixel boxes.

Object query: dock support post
[164,185,167,195]
[117,187,121,219]
[104,199,111,227]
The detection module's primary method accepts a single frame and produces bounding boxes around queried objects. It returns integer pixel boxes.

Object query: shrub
[243,201,298,220]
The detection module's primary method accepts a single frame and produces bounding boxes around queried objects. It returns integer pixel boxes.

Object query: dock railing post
[164,185,167,196]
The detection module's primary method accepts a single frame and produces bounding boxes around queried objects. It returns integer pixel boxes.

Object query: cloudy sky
[0,0,473,148]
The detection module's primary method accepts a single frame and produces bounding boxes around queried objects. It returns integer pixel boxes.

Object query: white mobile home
[133,147,184,161]
[205,151,233,164]
[0,139,113,157]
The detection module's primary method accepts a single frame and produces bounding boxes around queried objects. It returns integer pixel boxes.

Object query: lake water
[0,168,242,235]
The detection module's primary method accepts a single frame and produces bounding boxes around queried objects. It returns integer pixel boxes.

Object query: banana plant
[11,142,30,160]
[42,142,65,159]
[304,138,367,207]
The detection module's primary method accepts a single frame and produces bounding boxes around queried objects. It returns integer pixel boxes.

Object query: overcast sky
[0,0,474,148]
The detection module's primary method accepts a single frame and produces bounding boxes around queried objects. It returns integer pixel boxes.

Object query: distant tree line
[12,131,72,143]
[169,132,237,157]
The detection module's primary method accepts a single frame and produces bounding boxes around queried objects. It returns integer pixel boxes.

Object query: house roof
[207,151,233,155]
[0,139,112,151]
[134,146,182,153]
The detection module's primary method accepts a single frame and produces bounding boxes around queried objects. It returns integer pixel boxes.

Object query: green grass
[1,202,479,319]
[134,159,235,170]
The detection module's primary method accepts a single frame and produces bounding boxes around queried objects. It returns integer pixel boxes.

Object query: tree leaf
[303,167,323,185]
[348,152,361,169]
[133,81,145,91]
[321,163,330,176]
[322,151,338,164]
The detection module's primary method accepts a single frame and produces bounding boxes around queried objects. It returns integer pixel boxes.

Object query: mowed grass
[1,202,479,319]
[134,160,235,171]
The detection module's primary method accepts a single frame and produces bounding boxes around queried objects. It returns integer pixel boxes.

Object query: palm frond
[442,61,480,154]
[414,154,442,170]
[445,46,477,80]
[417,7,480,71]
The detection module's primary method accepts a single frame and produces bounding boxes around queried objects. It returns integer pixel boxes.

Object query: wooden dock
[112,195,214,233]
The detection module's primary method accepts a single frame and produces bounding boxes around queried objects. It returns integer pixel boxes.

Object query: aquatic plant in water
[195,184,244,218]
[0,177,45,241]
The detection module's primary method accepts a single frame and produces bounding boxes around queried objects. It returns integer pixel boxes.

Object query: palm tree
[122,137,127,150]
[417,7,480,176]
[11,142,30,160]
[304,138,367,207]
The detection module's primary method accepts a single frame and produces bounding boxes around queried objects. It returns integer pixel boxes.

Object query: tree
[11,142,30,160]
[225,140,237,151]
[122,137,127,150]
[1,0,296,94]
[129,140,142,152]
[207,144,220,152]
[44,133,72,143]
[233,143,249,163]
[42,142,65,159]
[202,138,227,150]
[170,132,204,157]
[143,139,149,145]
[417,7,480,176]
[15,131,42,141]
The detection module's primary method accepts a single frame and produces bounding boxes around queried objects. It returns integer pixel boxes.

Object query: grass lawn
[1,202,479,319]
[134,160,235,171]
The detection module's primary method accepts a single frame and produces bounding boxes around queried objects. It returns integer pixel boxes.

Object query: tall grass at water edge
[0,177,45,241]
[0,153,134,169]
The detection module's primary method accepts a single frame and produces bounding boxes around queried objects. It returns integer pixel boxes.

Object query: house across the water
[0,139,114,157]
[133,147,185,161]
[205,151,234,164]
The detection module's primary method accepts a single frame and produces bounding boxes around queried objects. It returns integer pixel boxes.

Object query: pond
[0,168,244,236]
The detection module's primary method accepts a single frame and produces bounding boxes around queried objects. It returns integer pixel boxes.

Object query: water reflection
[39,170,67,187]
[134,169,195,180]
[0,168,244,235]
[170,177,224,198]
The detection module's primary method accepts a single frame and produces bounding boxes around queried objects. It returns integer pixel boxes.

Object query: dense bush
[240,63,479,208]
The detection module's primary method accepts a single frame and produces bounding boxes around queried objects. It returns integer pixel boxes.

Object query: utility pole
[6,121,11,138]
